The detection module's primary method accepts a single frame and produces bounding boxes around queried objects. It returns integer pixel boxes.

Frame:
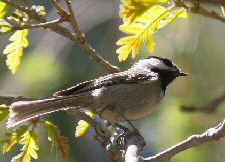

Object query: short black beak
[178,71,188,76]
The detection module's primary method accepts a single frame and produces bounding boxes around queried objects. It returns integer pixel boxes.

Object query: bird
[7,56,187,128]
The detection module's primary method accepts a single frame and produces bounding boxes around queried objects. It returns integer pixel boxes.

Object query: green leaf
[43,121,69,160]
[120,0,168,25]
[0,2,9,18]
[117,5,187,61]
[11,130,39,162]
[221,5,225,16]
[3,29,29,74]
[0,125,29,153]
[0,105,9,121]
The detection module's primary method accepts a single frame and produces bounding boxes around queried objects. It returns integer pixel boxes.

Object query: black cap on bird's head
[142,56,187,76]
[136,56,187,90]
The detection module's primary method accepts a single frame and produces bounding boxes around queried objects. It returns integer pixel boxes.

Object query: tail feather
[7,95,89,128]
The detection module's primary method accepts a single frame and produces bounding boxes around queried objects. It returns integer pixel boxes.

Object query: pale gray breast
[91,79,164,122]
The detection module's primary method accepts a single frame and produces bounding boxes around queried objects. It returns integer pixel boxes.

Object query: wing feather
[54,71,158,97]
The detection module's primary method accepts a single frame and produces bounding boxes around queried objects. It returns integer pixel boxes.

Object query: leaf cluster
[117,0,187,61]
[11,129,39,162]
[0,1,46,74]
[0,120,69,162]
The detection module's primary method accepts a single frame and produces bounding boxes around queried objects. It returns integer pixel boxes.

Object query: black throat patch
[152,68,177,91]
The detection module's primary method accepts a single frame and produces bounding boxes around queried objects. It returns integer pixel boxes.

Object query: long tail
[7,95,88,128]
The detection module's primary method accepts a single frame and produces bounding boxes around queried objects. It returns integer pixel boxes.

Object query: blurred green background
[0,0,225,162]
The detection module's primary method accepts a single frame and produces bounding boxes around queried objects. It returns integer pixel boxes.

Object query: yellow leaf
[116,35,136,45]
[178,10,188,18]
[120,0,168,24]
[221,5,225,16]
[0,105,9,121]
[0,125,29,153]
[144,29,154,53]
[43,121,69,160]
[132,36,141,58]
[75,111,94,137]
[12,130,39,162]
[117,6,166,60]
[117,5,187,61]
[3,29,29,74]
[117,36,138,61]
[0,2,9,18]
[119,23,145,34]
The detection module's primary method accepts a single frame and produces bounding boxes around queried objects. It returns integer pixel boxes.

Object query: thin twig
[50,0,68,15]
[21,0,32,8]
[185,0,225,6]
[181,92,225,113]
[65,0,120,72]
[140,119,225,162]
[1,18,65,34]
[174,0,225,23]
[64,0,85,43]
[79,42,120,73]
[0,96,35,106]
[1,0,119,73]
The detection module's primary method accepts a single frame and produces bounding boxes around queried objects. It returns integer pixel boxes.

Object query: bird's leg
[120,113,146,148]
[120,113,139,133]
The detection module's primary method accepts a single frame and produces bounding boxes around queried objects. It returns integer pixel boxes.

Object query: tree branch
[174,0,225,24]
[64,0,85,43]
[21,0,32,8]
[2,96,225,162]
[50,0,68,15]
[125,135,143,162]
[181,92,225,113]
[1,0,119,73]
[186,0,225,6]
[140,119,225,162]
[0,96,35,105]
[1,18,65,34]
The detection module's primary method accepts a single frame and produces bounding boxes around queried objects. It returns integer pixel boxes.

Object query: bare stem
[174,0,225,24]
[1,0,119,73]
[64,0,85,43]
[21,0,32,8]
[181,92,225,113]
[62,0,120,73]
[0,96,35,105]
[185,0,225,6]
[1,18,65,34]
[50,0,68,15]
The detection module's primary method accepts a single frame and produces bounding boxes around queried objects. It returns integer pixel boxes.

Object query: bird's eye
[163,59,173,67]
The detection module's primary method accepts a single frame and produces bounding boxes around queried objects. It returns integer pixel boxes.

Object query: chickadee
[7,56,187,128]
